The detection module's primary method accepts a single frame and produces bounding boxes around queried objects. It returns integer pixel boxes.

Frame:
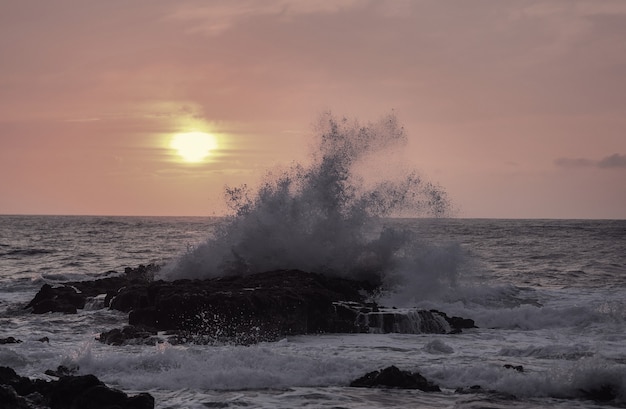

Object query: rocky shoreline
[3,266,620,406]
[23,265,476,345]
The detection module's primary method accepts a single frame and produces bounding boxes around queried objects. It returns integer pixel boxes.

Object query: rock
[350,365,441,392]
[48,374,104,408]
[124,392,156,409]
[579,383,619,402]
[25,284,85,314]
[354,309,451,334]
[115,270,374,342]
[98,326,158,346]
[25,266,477,342]
[429,310,477,332]
[0,384,31,409]
[25,264,157,315]
[44,365,78,378]
[0,337,22,344]
[503,364,524,372]
[70,384,129,409]
[0,366,155,409]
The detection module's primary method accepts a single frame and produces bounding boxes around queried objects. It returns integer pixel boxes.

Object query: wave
[69,341,367,391]
[427,357,626,403]
[1,248,55,257]
[162,112,459,302]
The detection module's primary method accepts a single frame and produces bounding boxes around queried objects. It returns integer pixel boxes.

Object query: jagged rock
[355,309,451,334]
[114,270,374,342]
[98,325,158,346]
[429,309,477,332]
[25,267,476,342]
[0,337,22,344]
[44,365,78,378]
[25,284,85,314]
[0,384,31,409]
[350,365,441,392]
[0,366,155,409]
[503,364,524,372]
[579,383,619,402]
[25,265,157,314]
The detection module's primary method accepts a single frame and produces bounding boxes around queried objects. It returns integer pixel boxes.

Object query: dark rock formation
[429,309,477,332]
[25,265,157,314]
[25,284,85,314]
[26,266,476,343]
[0,337,22,344]
[113,270,373,343]
[503,364,524,372]
[579,383,620,402]
[0,366,154,409]
[350,365,441,392]
[44,365,78,378]
[98,325,159,346]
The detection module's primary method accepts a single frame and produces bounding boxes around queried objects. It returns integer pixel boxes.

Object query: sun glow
[170,132,218,163]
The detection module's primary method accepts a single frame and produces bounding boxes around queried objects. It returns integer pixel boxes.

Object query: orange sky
[1,0,625,218]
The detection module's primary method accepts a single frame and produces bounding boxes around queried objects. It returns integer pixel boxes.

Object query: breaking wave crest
[162,112,459,301]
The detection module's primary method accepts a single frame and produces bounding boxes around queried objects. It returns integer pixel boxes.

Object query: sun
[170,132,218,163]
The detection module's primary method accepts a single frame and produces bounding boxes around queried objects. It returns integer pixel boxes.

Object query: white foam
[67,341,368,391]
[161,113,458,302]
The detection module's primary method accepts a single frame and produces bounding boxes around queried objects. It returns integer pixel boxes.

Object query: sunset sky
[1,0,625,219]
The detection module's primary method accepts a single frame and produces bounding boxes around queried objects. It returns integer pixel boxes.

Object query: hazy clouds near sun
[0,0,625,218]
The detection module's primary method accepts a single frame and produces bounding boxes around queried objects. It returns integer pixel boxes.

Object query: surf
[161,112,461,303]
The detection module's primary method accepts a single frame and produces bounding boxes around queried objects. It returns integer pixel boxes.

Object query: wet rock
[25,264,157,314]
[0,366,155,409]
[0,384,31,409]
[116,270,374,342]
[429,309,477,332]
[98,325,158,346]
[44,365,78,378]
[503,364,524,372]
[25,284,85,314]
[0,337,22,344]
[350,365,441,392]
[579,383,619,402]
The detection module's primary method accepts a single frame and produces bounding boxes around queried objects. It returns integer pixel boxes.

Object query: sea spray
[162,112,461,302]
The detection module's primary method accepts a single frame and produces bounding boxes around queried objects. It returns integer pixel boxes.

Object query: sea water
[1,216,624,408]
[1,114,625,408]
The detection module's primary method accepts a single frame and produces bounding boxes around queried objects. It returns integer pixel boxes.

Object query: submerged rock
[350,365,441,392]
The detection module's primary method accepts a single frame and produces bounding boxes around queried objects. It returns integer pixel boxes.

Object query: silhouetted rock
[429,309,477,332]
[25,266,477,342]
[25,284,85,314]
[98,325,158,346]
[0,384,31,409]
[350,365,441,391]
[25,265,157,314]
[115,270,373,342]
[503,364,524,372]
[0,366,155,409]
[579,383,619,402]
[44,365,78,378]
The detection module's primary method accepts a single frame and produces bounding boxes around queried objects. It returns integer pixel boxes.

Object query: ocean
[1,215,624,408]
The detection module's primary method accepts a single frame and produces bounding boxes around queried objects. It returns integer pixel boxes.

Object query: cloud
[555,153,626,169]
[598,153,626,168]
